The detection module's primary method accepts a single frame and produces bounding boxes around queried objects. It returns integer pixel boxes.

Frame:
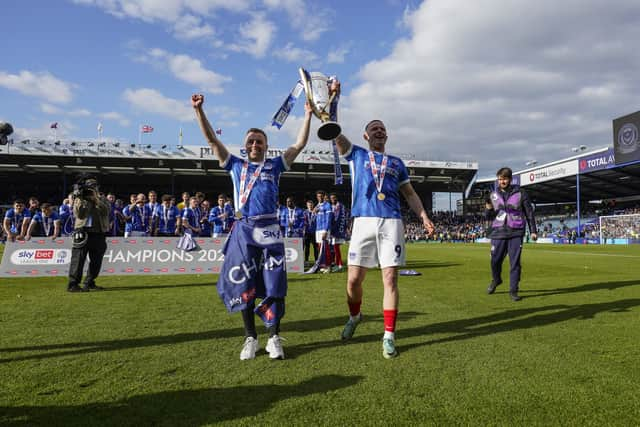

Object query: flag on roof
[50,122,58,129]
[141,125,153,133]
[215,128,222,135]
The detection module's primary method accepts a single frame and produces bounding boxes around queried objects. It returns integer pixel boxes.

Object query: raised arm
[331,80,352,156]
[192,94,230,164]
[399,182,435,237]
[283,102,313,167]
[3,217,13,241]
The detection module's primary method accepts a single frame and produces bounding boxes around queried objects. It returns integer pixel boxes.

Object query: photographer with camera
[66,174,111,293]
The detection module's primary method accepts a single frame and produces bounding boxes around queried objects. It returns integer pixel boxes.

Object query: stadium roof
[470,146,640,204]
[0,139,478,199]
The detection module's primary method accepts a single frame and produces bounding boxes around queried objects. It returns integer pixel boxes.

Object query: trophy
[299,67,341,141]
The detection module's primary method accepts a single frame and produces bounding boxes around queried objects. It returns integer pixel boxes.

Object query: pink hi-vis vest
[490,190,525,230]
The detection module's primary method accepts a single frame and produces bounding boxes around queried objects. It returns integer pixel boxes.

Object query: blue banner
[579,148,615,173]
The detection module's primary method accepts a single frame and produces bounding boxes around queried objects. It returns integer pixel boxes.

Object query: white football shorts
[347,217,405,268]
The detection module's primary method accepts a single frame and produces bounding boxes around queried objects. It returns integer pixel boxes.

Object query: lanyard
[288,208,295,226]
[368,151,388,194]
[43,215,51,236]
[238,161,264,211]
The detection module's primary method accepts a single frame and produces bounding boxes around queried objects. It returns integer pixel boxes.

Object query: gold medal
[377,192,386,201]
[235,211,243,219]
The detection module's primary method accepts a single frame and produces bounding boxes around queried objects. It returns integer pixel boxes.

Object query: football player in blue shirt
[334,89,435,359]
[59,195,75,237]
[199,199,212,237]
[329,193,348,272]
[153,194,180,236]
[193,92,312,360]
[123,194,152,237]
[181,196,202,236]
[283,196,305,238]
[223,197,235,233]
[303,200,317,264]
[209,194,229,238]
[25,203,60,240]
[3,199,31,242]
[314,190,333,272]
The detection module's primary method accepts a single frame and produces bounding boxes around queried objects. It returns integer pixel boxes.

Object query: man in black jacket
[485,167,537,301]
[67,174,111,293]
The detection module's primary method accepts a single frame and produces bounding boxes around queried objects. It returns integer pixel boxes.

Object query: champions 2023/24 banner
[0,237,304,278]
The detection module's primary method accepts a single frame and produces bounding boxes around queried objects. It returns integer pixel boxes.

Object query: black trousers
[68,232,107,287]
[303,232,317,262]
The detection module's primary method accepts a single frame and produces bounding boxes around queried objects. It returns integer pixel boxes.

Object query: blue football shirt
[222,154,288,217]
[344,144,409,218]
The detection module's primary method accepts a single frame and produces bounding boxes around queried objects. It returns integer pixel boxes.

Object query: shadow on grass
[0,374,363,426]
[0,312,422,363]
[103,275,316,292]
[286,298,640,357]
[519,279,640,298]
[404,261,460,269]
[104,282,214,291]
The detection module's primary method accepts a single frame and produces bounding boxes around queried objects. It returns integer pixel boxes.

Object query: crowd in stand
[5,192,640,248]
[405,211,487,242]
[0,189,353,273]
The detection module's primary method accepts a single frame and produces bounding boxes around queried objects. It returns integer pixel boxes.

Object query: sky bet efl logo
[10,249,70,265]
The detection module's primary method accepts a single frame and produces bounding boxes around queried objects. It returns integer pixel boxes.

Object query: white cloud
[99,111,131,127]
[263,0,332,41]
[72,0,251,39]
[173,14,214,40]
[13,122,74,142]
[341,0,640,174]
[327,44,351,64]
[68,109,92,117]
[123,88,194,122]
[0,70,74,104]
[274,43,319,65]
[131,46,231,94]
[40,103,62,114]
[229,13,276,58]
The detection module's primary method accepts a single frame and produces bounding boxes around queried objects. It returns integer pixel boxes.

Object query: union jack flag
[215,128,222,135]
[141,125,154,133]
[50,122,58,129]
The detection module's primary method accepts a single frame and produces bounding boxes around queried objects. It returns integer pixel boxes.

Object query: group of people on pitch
[191,78,538,361]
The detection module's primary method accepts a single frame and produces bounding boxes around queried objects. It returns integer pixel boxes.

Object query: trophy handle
[298,67,341,141]
[298,67,322,117]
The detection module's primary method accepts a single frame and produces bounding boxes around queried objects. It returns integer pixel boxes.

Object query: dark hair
[496,167,513,178]
[364,120,384,132]
[316,190,326,196]
[245,127,268,143]
[13,199,25,205]
[75,172,96,185]
[161,194,172,202]
[41,203,51,210]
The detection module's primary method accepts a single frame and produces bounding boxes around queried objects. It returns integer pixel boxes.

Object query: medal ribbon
[368,151,388,194]
[238,161,264,212]
[43,215,51,236]
[163,205,169,230]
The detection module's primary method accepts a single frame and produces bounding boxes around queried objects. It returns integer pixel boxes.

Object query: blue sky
[3,1,640,210]
[1,0,408,149]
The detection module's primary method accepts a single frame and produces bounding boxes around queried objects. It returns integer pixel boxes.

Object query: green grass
[1,243,639,426]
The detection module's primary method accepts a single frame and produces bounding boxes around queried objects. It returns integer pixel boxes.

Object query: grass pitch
[1,243,639,426]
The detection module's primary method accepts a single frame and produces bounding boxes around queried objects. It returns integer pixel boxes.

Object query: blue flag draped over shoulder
[271,81,305,129]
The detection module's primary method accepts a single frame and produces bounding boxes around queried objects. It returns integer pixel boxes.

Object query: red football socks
[348,301,361,317]
[334,244,343,266]
[383,309,398,332]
